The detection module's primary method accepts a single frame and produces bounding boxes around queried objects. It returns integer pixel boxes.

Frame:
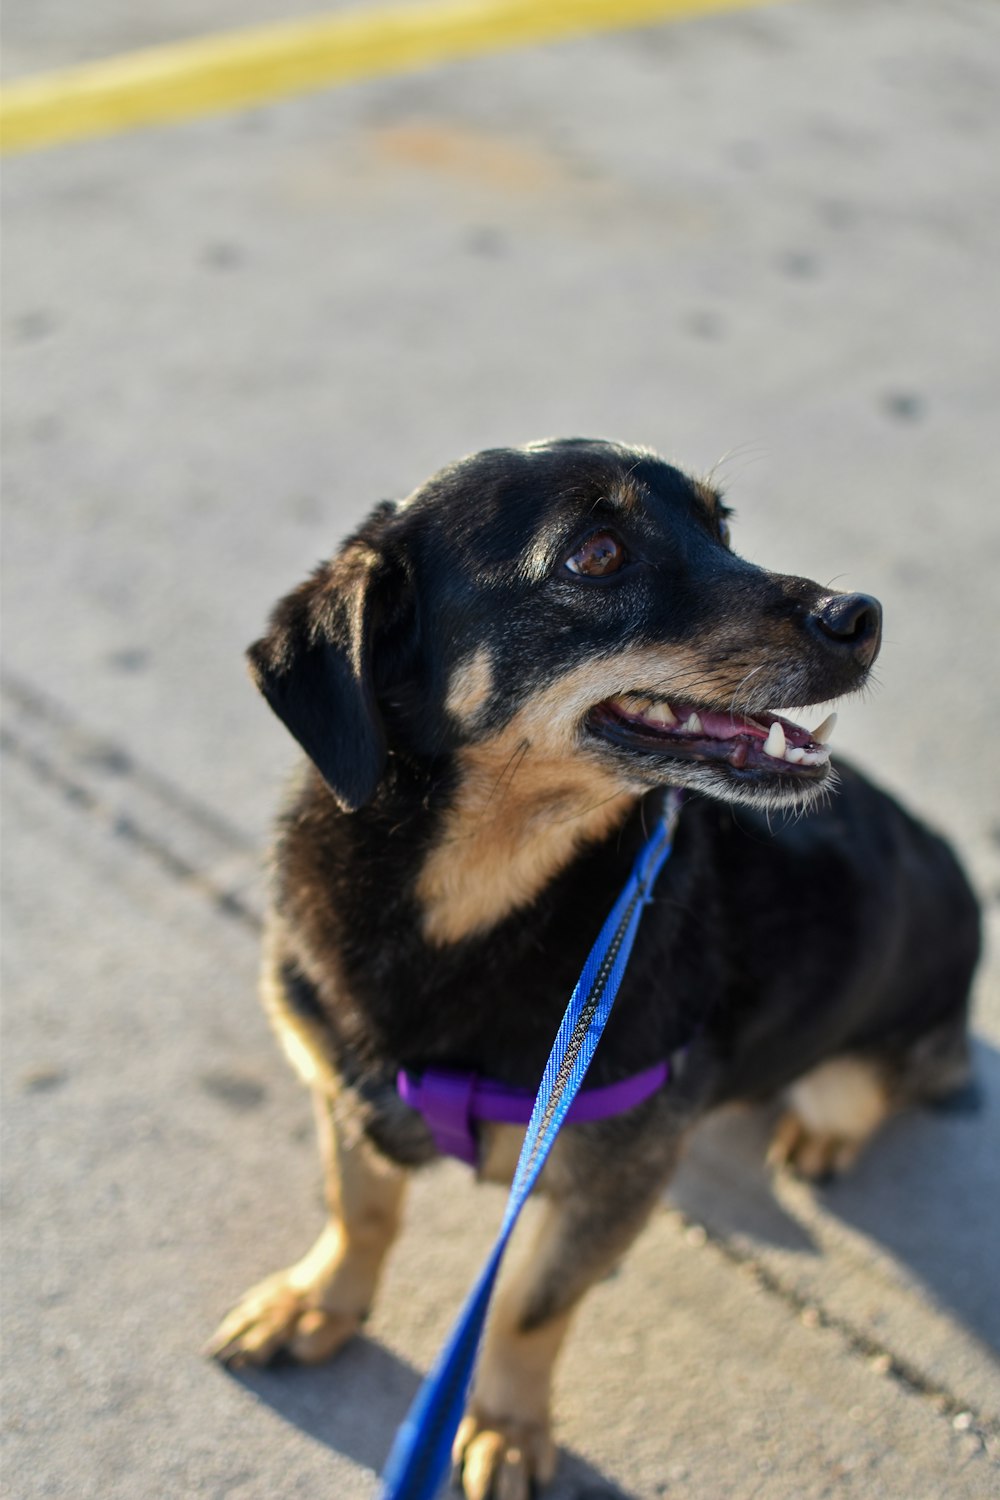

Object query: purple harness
[396,1059,669,1166]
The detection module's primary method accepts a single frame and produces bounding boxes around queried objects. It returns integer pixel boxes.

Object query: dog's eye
[565,532,627,577]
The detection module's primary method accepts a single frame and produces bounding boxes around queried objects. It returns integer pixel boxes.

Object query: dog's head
[249,438,881,816]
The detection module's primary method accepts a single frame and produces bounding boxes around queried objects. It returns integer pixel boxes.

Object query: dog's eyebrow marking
[581,486,644,522]
[445,647,495,726]
[593,481,644,516]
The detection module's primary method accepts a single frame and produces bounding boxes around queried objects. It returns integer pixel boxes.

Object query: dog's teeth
[784,746,806,764]
[763,721,786,759]
[811,712,838,745]
[646,701,677,726]
[684,713,703,734]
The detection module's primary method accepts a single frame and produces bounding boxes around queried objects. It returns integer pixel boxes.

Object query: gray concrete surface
[3,0,1000,1495]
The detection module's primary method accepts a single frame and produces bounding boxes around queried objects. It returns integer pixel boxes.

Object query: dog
[207,438,979,1500]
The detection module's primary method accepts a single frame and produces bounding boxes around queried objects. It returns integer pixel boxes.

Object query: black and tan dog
[208,438,979,1498]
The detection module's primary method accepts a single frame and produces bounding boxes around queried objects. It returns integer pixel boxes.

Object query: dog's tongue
[680,707,769,741]
[669,704,822,749]
[604,697,838,767]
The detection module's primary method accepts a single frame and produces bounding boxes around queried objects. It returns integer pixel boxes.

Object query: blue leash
[379,789,683,1500]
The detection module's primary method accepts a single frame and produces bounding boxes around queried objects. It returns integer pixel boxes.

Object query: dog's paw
[767,1056,892,1181]
[452,1409,557,1500]
[766,1110,863,1181]
[204,1269,360,1368]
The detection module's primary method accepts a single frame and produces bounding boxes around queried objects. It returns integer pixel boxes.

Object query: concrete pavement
[3,0,999,1495]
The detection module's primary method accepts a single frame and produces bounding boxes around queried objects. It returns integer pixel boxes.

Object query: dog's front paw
[452,1408,557,1500]
[204,1267,360,1369]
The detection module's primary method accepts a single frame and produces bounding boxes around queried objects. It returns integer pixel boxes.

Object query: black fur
[251,438,979,1165]
[214,440,980,1490]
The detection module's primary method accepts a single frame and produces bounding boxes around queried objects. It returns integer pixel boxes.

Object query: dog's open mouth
[587,695,836,780]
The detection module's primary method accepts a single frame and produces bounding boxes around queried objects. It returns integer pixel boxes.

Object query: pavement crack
[1,668,254,853]
[1,671,264,933]
[673,1209,999,1450]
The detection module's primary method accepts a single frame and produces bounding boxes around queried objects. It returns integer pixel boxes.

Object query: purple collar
[396,1060,670,1167]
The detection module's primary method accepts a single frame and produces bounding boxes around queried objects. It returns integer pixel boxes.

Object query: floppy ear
[247,538,402,812]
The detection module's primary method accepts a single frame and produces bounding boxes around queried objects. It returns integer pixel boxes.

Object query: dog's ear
[247,535,406,812]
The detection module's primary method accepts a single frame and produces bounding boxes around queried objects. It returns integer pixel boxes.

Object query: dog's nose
[809,592,883,667]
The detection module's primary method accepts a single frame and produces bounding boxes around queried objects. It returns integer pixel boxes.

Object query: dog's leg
[207,1093,407,1367]
[767,1055,893,1180]
[454,1139,676,1500]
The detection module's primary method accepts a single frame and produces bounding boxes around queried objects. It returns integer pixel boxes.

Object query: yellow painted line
[1,0,782,155]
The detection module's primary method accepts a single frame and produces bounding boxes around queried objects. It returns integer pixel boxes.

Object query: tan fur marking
[607,478,645,514]
[473,1305,570,1436]
[418,641,802,945]
[446,647,495,726]
[417,682,634,946]
[477,1122,528,1186]
[768,1056,893,1179]
[455,1407,557,1500]
[259,926,343,1094]
[453,1204,578,1497]
[455,1170,651,1498]
[455,1325,564,1499]
[788,1056,889,1138]
[206,1093,406,1367]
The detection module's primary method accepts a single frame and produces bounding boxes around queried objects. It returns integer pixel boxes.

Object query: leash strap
[378,789,683,1500]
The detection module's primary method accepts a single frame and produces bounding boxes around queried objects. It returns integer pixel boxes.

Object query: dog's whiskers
[548,789,634,828]
[482,738,531,814]
[728,665,765,723]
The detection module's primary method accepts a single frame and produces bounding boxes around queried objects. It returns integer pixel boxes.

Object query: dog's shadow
[670,1034,1000,1358]
[237,1340,636,1499]
[233,1341,418,1480]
